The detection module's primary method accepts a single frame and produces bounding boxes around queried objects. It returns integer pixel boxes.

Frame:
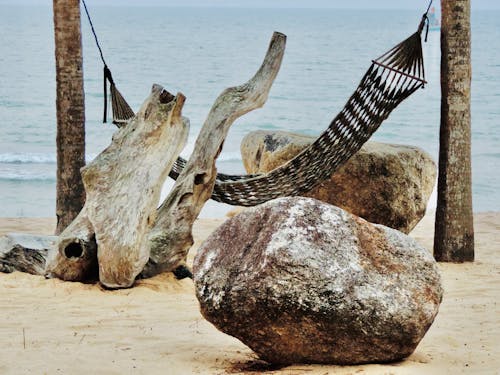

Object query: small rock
[194,197,443,365]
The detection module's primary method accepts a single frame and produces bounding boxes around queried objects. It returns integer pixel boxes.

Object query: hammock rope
[81,0,134,125]
[81,0,432,207]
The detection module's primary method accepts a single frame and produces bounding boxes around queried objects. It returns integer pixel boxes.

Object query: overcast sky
[1,0,499,9]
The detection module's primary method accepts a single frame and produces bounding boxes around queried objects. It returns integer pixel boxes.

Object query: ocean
[0,4,498,217]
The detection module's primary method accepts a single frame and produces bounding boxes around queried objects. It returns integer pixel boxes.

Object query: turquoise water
[0,5,498,216]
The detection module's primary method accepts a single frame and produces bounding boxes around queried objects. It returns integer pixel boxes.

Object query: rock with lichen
[194,197,442,365]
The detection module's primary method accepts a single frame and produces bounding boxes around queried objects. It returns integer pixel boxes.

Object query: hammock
[83,0,431,207]
[170,18,429,206]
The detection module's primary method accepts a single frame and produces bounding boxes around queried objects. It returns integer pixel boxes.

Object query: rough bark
[434,0,474,262]
[46,86,189,288]
[53,0,86,234]
[142,32,287,277]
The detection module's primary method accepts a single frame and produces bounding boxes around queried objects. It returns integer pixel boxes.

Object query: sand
[0,212,499,375]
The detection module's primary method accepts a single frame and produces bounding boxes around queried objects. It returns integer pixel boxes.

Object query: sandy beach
[0,211,498,374]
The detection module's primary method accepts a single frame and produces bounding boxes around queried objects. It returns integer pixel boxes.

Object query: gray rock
[240,130,437,233]
[0,233,56,275]
[241,130,314,174]
[194,197,442,365]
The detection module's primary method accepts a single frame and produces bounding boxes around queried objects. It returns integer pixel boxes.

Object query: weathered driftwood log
[46,86,189,288]
[19,33,285,288]
[45,207,98,280]
[0,234,56,275]
[142,31,287,277]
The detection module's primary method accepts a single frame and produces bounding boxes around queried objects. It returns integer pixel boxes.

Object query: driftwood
[143,31,286,277]
[0,234,56,275]
[45,207,98,280]
[46,86,189,288]
[4,32,286,288]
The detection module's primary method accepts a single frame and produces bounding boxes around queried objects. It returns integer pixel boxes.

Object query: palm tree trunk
[53,0,86,235]
[434,0,474,262]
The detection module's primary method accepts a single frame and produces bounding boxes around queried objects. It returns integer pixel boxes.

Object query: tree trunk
[53,0,86,235]
[434,0,474,262]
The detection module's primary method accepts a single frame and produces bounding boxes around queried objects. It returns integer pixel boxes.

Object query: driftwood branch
[143,32,287,276]
[46,86,189,288]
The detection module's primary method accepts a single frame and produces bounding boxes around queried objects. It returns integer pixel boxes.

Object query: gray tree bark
[434,0,474,262]
[53,0,86,235]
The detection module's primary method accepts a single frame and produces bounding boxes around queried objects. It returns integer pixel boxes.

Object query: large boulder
[194,197,442,365]
[240,131,436,233]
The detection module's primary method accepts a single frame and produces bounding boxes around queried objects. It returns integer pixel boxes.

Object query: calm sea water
[0,5,498,217]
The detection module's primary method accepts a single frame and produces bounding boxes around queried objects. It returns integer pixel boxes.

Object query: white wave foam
[0,172,55,182]
[0,153,56,164]
[0,153,98,164]
[217,152,242,162]
[0,161,55,181]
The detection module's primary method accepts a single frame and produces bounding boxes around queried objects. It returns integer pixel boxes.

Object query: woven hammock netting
[168,25,427,206]
[110,18,428,207]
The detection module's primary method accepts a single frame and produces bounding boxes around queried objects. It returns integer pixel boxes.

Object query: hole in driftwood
[194,173,206,185]
[159,89,175,104]
[64,242,84,259]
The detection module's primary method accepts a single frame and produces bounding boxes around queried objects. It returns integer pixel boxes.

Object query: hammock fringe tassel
[103,65,135,126]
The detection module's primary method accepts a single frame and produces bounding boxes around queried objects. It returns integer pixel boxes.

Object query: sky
[1,0,499,10]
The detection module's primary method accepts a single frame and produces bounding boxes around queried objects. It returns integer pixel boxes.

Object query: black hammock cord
[81,0,433,207]
[81,0,135,125]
